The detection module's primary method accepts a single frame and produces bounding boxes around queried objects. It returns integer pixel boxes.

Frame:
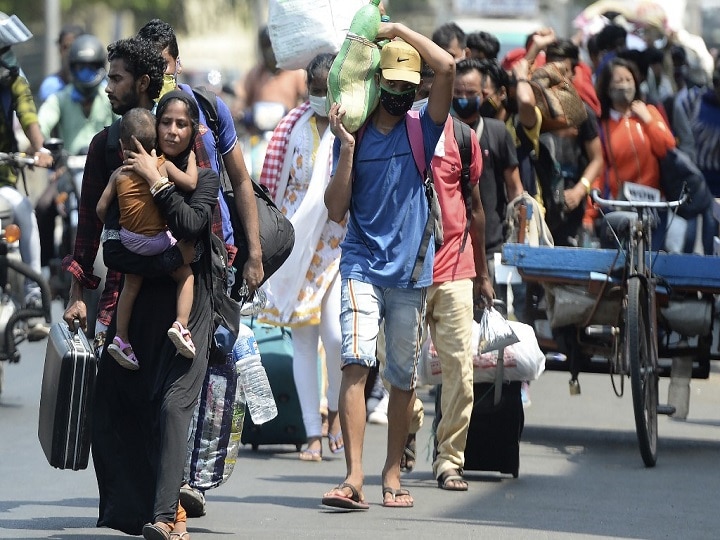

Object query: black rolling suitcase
[463,381,524,477]
[434,381,524,478]
[38,321,97,470]
[240,321,306,451]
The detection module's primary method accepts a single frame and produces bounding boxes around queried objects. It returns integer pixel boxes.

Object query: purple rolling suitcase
[38,321,96,470]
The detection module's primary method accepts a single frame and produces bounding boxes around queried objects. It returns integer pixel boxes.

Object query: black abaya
[93,168,219,534]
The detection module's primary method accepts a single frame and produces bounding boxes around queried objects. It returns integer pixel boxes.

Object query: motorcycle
[43,140,85,306]
[0,151,53,394]
[41,141,104,342]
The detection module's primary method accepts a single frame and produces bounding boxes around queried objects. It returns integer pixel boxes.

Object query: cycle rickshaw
[501,183,718,467]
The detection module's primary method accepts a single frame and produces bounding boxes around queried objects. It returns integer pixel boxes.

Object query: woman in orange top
[583,57,676,235]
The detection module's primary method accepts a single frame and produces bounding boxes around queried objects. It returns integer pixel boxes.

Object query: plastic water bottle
[233,323,277,425]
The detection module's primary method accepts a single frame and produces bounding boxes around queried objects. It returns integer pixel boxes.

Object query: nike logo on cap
[397,57,410,62]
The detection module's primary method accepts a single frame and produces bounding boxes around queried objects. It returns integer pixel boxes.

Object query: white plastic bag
[473,320,546,383]
[418,320,544,385]
[478,307,519,353]
[268,0,367,70]
[417,335,441,386]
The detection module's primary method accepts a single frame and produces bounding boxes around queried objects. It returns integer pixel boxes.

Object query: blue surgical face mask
[411,97,428,111]
[308,94,328,117]
[451,96,481,119]
[74,65,99,85]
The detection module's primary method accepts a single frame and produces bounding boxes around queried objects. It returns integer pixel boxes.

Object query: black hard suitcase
[434,381,524,478]
[240,321,306,451]
[38,321,97,470]
[464,381,524,477]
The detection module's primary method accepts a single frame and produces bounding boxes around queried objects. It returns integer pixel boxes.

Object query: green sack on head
[328,33,380,133]
[327,0,382,133]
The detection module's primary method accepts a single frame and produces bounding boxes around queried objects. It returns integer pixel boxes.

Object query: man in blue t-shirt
[322,22,454,510]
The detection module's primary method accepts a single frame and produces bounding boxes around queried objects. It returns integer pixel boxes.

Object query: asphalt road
[1,301,719,539]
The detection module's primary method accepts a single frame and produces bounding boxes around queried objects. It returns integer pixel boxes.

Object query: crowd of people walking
[1,1,717,537]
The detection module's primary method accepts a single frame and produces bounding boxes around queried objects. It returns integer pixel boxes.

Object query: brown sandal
[142,523,172,540]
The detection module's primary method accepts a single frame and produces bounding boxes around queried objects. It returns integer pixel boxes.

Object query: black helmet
[69,34,106,90]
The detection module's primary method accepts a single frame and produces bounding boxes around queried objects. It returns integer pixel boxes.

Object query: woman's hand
[631,100,652,124]
[512,58,530,81]
[328,103,355,149]
[529,28,557,52]
[123,136,162,187]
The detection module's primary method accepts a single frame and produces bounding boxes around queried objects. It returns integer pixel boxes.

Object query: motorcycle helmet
[69,34,106,93]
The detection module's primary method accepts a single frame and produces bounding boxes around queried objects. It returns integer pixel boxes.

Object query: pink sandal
[167,321,196,359]
[108,336,139,370]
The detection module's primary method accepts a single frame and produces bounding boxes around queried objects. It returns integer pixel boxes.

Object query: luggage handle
[70,319,81,334]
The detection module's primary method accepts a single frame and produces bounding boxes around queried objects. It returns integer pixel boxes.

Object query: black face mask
[478,96,499,118]
[379,87,415,117]
[451,96,481,119]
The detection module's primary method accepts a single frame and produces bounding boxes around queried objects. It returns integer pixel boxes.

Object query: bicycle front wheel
[627,277,658,467]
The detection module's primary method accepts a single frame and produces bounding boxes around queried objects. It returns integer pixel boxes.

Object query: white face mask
[309,95,328,117]
[411,97,428,111]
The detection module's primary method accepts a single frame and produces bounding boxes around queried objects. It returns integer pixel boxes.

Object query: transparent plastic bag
[478,307,519,353]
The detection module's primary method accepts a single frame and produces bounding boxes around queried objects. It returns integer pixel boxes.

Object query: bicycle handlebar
[591,189,688,210]
[0,151,42,168]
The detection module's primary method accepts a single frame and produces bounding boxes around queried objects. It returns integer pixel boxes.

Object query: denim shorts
[340,279,426,391]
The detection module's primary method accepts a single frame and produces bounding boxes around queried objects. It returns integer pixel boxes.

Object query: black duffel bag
[223,182,295,299]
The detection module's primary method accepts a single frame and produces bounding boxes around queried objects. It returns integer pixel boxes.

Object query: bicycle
[590,182,687,467]
[0,150,54,364]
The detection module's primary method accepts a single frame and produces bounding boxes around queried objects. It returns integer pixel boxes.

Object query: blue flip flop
[328,432,344,454]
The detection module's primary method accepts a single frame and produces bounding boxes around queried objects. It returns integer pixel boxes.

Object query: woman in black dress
[92,90,220,539]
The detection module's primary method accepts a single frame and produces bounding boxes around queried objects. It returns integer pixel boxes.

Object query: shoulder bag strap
[453,117,473,252]
[191,85,234,193]
[405,111,435,285]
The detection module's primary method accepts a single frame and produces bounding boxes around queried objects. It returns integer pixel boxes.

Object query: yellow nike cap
[380,40,421,85]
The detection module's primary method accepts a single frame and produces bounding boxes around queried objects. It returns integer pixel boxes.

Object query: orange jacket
[584,104,675,226]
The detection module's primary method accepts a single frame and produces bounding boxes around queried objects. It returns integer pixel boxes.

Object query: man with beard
[62,37,171,344]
